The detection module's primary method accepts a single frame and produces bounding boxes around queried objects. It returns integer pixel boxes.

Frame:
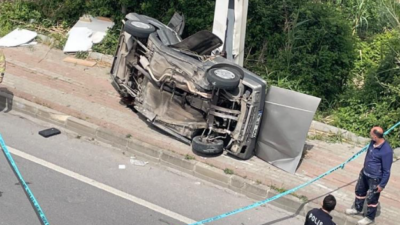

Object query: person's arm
[379,149,393,189]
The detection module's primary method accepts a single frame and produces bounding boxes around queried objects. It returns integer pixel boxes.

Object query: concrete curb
[0,91,360,224]
[310,121,370,145]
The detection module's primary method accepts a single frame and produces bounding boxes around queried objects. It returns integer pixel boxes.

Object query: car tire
[124,20,156,38]
[207,67,241,90]
[192,136,224,155]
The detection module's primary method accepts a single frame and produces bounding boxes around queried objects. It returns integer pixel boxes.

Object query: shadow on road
[0,87,13,113]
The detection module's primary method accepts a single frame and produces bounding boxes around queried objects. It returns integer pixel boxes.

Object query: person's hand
[376,185,383,193]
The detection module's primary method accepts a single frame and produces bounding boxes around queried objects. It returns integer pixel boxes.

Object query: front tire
[192,136,224,155]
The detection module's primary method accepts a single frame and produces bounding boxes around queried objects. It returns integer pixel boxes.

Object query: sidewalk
[1,44,399,225]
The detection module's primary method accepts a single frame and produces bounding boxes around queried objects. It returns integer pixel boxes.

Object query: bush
[92,27,120,55]
[0,1,42,36]
[332,30,400,147]
[332,99,400,147]
[263,3,356,107]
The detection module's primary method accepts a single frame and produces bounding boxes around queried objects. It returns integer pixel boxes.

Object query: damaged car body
[111,12,267,159]
[110,12,322,171]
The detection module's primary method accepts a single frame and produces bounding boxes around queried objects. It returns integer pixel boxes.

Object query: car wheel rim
[131,21,151,29]
[214,69,235,80]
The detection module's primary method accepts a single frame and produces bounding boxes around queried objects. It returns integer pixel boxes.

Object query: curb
[0,91,360,224]
[310,121,370,145]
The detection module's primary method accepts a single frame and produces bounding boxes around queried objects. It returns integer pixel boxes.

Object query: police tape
[0,134,50,225]
[189,121,400,225]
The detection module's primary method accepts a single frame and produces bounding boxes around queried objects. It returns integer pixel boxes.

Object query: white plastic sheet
[63,16,115,53]
[91,32,107,44]
[63,27,93,53]
[0,29,37,47]
[73,17,114,34]
[129,156,148,166]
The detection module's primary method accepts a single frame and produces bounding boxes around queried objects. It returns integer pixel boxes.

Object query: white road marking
[8,146,196,224]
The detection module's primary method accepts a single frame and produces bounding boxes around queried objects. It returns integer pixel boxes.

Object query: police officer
[305,194,337,225]
[0,49,5,83]
[346,126,393,225]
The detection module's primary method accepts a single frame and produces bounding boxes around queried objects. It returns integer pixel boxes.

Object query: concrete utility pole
[212,0,249,66]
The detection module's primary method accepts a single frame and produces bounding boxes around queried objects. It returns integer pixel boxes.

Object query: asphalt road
[0,111,304,225]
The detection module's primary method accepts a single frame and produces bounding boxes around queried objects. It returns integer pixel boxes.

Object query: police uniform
[305,208,336,225]
[0,49,5,83]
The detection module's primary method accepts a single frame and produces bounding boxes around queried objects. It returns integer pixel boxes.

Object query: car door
[255,86,321,174]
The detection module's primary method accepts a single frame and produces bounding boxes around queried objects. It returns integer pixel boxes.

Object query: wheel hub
[214,69,235,80]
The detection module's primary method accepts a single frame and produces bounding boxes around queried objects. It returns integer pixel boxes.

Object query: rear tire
[124,20,156,38]
[192,136,224,155]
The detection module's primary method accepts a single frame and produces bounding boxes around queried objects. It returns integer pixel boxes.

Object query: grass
[48,33,67,50]
[291,193,309,203]
[299,195,309,203]
[224,168,234,175]
[308,131,346,143]
[326,131,345,143]
[185,154,195,160]
[75,51,89,59]
[309,133,324,141]
[270,184,309,203]
[270,184,287,193]
[27,45,35,52]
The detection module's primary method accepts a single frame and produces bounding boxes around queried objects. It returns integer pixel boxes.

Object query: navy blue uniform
[304,208,336,225]
[354,141,393,220]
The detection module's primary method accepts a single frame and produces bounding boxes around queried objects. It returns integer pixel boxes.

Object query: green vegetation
[223,168,234,175]
[270,184,287,194]
[1,0,399,146]
[309,131,346,143]
[185,154,196,160]
[270,184,309,202]
[75,51,89,59]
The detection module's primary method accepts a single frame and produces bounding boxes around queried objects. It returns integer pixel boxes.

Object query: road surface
[0,111,304,225]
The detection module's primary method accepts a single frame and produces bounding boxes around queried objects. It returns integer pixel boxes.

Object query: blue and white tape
[189,121,400,225]
[0,134,50,225]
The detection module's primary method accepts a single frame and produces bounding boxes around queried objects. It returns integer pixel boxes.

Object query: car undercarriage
[111,12,266,159]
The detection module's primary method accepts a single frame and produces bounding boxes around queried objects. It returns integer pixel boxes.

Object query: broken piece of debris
[38,128,61,138]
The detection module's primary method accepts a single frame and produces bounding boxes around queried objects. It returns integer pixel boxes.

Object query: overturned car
[110,13,320,167]
[111,13,265,159]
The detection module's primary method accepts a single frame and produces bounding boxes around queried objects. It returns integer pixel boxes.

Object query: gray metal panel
[167,12,185,36]
[256,86,321,174]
